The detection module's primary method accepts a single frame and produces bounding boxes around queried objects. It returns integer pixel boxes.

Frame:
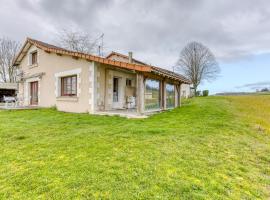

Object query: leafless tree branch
[56,29,100,54]
[0,37,21,82]
[176,41,220,94]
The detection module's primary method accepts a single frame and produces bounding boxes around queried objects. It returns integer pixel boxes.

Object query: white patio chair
[4,96,16,108]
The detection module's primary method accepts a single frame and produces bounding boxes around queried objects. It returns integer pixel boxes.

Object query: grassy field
[0,96,269,199]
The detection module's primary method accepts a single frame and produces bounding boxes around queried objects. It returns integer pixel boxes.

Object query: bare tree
[57,29,103,54]
[176,41,220,95]
[0,37,21,83]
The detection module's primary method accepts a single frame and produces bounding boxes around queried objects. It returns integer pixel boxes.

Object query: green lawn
[0,96,269,199]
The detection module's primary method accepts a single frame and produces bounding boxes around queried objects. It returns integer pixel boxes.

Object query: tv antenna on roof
[98,33,104,57]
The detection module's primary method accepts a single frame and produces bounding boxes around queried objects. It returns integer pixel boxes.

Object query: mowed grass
[0,96,269,199]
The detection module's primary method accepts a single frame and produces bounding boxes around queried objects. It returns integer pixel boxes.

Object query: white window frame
[28,49,38,66]
[54,68,82,98]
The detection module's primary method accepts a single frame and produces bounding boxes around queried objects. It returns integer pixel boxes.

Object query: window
[61,75,77,96]
[126,78,132,87]
[166,84,175,108]
[144,79,160,110]
[30,51,37,65]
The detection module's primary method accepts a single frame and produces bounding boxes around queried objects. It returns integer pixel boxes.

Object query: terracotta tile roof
[13,38,151,72]
[151,66,190,83]
[13,38,191,84]
[106,51,191,83]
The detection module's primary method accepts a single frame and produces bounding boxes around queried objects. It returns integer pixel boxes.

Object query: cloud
[236,81,270,89]
[1,0,270,68]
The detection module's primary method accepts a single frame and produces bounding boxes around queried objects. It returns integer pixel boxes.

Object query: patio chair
[3,96,16,108]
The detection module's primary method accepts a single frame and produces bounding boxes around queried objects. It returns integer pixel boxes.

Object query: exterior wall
[17,45,186,115]
[18,46,138,113]
[181,84,191,98]
[97,64,136,111]
[18,45,92,113]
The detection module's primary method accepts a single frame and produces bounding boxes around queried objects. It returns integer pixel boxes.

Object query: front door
[30,81,38,105]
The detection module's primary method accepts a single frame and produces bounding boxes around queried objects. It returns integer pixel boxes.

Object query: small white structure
[181,84,193,98]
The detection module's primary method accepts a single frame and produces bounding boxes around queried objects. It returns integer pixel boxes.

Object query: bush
[203,90,209,96]
[261,88,269,92]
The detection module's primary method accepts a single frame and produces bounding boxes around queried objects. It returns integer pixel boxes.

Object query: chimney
[128,52,133,63]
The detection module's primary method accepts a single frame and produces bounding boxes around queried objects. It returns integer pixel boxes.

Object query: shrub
[203,90,209,96]
[261,88,269,92]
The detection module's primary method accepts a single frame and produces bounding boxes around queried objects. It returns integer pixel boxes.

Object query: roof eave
[151,68,191,84]
[13,38,152,73]
[13,38,191,84]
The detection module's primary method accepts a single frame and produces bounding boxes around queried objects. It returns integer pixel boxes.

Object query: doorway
[112,77,122,109]
[113,77,119,102]
[30,81,38,105]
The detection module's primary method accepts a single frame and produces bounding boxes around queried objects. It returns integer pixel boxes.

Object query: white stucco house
[13,38,191,117]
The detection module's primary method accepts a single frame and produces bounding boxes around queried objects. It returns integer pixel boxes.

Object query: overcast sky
[1,0,270,93]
